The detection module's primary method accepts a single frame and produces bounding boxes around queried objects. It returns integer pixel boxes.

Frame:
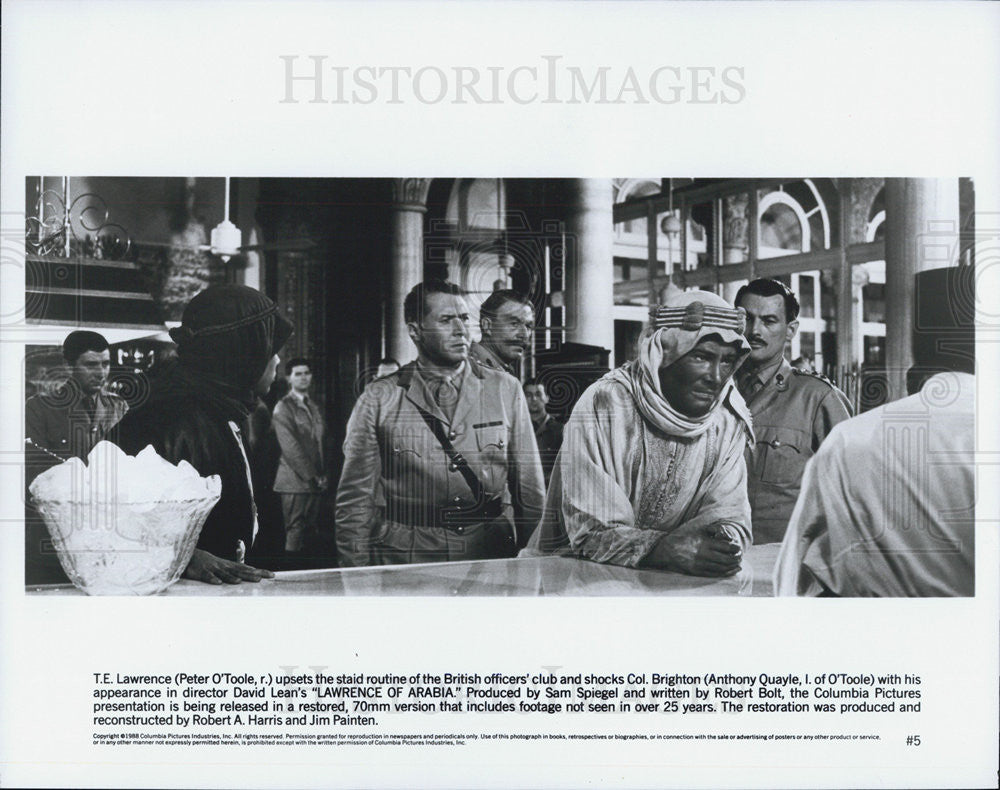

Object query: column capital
[390,178,432,211]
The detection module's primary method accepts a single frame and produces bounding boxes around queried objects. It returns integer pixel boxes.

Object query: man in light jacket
[335,280,545,567]
[273,357,328,558]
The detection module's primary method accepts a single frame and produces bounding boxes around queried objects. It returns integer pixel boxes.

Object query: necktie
[303,396,322,463]
[432,377,459,408]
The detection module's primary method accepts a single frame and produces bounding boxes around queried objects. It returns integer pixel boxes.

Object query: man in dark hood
[116,285,293,585]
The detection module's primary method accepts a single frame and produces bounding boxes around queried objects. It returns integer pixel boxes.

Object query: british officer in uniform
[734,279,852,544]
[25,331,128,480]
[335,280,545,567]
[25,331,129,584]
[468,289,534,376]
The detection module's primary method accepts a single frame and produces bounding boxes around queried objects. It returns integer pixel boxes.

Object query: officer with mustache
[734,279,852,544]
[469,289,534,377]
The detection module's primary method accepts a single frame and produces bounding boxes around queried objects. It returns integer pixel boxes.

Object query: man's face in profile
[659,337,742,418]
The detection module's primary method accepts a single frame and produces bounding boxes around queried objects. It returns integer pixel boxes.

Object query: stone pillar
[884,178,960,401]
[563,179,614,362]
[388,178,432,362]
[722,192,750,303]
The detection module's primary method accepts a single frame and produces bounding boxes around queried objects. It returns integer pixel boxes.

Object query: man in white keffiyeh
[524,290,755,576]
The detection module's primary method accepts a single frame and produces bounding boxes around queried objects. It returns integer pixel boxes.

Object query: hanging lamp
[209,176,242,262]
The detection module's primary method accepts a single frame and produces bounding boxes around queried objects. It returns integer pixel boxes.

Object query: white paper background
[2,2,998,788]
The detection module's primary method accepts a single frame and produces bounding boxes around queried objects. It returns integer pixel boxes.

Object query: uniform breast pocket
[294,411,314,434]
[474,421,508,456]
[382,429,427,481]
[473,421,508,488]
[755,426,808,485]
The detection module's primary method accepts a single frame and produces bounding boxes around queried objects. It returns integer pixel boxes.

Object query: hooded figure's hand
[183,548,275,585]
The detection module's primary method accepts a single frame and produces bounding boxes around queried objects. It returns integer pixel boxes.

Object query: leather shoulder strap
[409,400,487,503]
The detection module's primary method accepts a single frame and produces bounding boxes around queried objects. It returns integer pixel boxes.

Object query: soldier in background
[734,279,851,544]
[25,330,129,584]
[25,330,128,479]
[523,379,563,487]
[272,357,328,564]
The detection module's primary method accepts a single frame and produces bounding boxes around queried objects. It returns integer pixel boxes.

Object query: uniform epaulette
[791,368,838,388]
[467,356,489,375]
[470,356,517,381]
[392,362,416,389]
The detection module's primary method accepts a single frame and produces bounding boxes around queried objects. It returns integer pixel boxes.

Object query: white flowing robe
[774,372,975,597]
[526,372,753,567]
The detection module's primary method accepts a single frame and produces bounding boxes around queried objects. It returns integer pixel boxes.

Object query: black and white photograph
[2,2,997,789]
[20,175,977,599]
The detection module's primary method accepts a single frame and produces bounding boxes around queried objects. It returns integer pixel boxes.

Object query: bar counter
[27,544,781,597]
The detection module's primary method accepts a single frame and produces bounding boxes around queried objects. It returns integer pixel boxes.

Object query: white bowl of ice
[29,442,221,595]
